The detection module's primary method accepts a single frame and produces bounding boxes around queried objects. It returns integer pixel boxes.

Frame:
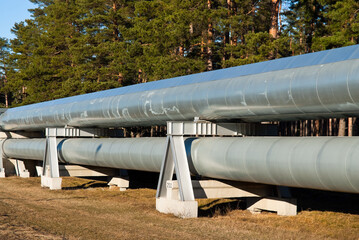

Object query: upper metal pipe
[3,137,359,194]
[1,45,359,130]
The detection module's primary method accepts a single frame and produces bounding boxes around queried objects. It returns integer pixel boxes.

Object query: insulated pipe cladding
[2,45,359,130]
[2,137,359,194]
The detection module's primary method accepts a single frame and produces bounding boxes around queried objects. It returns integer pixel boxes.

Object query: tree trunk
[278,0,282,34]
[179,45,184,57]
[4,93,8,108]
[223,0,231,61]
[201,35,205,58]
[138,69,143,83]
[348,117,353,136]
[338,118,346,136]
[315,120,320,136]
[207,0,213,71]
[269,0,280,38]
[3,74,8,108]
[231,1,238,46]
[112,1,120,41]
[328,118,333,136]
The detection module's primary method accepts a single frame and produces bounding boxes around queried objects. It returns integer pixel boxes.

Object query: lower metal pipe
[2,137,359,194]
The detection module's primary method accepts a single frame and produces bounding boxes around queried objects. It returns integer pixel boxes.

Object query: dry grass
[0,176,358,240]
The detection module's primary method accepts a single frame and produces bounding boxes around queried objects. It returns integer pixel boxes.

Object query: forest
[0,0,358,136]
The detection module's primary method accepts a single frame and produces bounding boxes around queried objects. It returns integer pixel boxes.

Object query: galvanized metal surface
[3,137,359,194]
[61,138,165,172]
[2,138,46,161]
[191,137,359,194]
[2,45,359,130]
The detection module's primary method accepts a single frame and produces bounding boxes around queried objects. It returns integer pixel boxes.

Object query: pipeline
[2,45,359,130]
[3,137,359,194]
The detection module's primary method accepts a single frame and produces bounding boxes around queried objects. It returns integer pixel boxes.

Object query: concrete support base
[156,198,198,218]
[41,175,62,190]
[247,197,297,216]
[0,168,5,178]
[35,166,42,176]
[14,160,30,178]
[160,180,297,217]
[19,170,30,178]
[167,180,274,200]
[37,165,119,178]
[108,177,129,191]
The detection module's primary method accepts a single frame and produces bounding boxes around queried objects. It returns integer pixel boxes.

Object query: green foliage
[312,0,359,51]
[0,0,357,106]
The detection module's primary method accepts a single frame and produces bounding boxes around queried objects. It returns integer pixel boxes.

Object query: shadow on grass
[292,188,359,214]
[62,180,108,190]
[197,188,359,217]
[198,199,246,217]
[128,170,159,189]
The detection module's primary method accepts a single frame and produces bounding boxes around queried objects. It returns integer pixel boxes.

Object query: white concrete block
[0,168,5,178]
[19,170,30,178]
[166,180,273,200]
[37,165,118,178]
[59,165,118,177]
[36,166,43,176]
[247,197,297,216]
[41,175,62,190]
[108,177,129,191]
[156,198,198,218]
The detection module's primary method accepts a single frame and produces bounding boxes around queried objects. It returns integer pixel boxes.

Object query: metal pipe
[3,138,46,161]
[3,137,359,194]
[2,45,359,130]
[191,137,359,194]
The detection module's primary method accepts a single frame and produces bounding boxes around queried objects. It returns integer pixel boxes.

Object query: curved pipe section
[191,137,359,194]
[3,138,46,160]
[2,46,359,130]
[60,138,165,172]
[2,137,359,194]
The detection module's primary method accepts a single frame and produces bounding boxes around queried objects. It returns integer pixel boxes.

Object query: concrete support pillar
[156,135,197,218]
[0,139,5,178]
[41,128,62,190]
[0,160,4,178]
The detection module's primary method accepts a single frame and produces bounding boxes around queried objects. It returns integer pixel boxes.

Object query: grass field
[0,176,358,240]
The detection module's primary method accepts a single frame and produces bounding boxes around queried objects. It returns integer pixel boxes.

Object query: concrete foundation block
[166,180,274,200]
[247,197,297,216]
[12,159,35,178]
[60,165,119,177]
[108,177,129,191]
[38,165,120,178]
[36,166,43,176]
[0,168,5,178]
[41,175,62,190]
[156,198,198,218]
[19,170,30,178]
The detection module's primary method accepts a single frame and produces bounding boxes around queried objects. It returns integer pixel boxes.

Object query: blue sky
[0,0,36,39]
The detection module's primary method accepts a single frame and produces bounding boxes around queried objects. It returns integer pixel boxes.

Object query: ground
[0,177,358,240]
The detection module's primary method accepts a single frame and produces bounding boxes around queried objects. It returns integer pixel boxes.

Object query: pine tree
[283,0,327,54]
[312,0,359,50]
[0,38,11,107]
